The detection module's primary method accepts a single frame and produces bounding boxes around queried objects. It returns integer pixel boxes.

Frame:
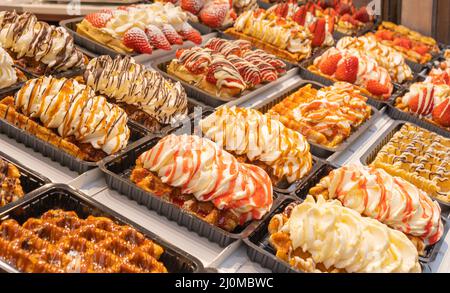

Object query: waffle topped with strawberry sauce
[268,82,372,147]
[130,134,274,232]
[77,3,202,54]
[0,210,168,273]
[167,38,287,98]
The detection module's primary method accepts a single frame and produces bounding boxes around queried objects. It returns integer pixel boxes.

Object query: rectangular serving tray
[60,17,212,62]
[0,183,204,273]
[150,32,298,108]
[246,79,380,158]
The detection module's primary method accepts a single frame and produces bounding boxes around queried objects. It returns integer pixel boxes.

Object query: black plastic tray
[359,120,450,210]
[244,195,433,273]
[386,86,450,138]
[16,66,86,80]
[151,37,297,108]
[0,113,150,174]
[0,83,24,99]
[298,54,407,110]
[291,162,449,263]
[100,134,272,247]
[0,184,204,273]
[248,79,380,158]
[60,17,211,60]
[0,150,50,209]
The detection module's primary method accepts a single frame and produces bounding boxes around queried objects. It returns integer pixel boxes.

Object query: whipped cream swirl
[317,164,444,245]
[139,134,273,223]
[0,47,17,89]
[85,55,188,124]
[14,76,130,155]
[0,11,84,72]
[200,106,313,183]
[275,195,421,273]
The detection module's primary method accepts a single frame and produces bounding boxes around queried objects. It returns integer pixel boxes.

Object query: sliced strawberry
[292,6,307,26]
[409,87,434,115]
[353,7,370,23]
[323,7,337,17]
[117,6,129,11]
[430,70,450,85]
[366,80,391,97]
[413,45,429,56]
[85,12,111,28]
[145,25,171,50]
[375,30,394,41]
[206,66,218,84]
[181,0,205,15]
[309,18,326,47]
[274,3,289,18]
[326,14,335,33]
[393,37,412,49]
[319,53,342,75]
[123,28,153,54]
[177,23,202,44]
[432,98,450,127]
[161,24,183,45]
[335,56,358,84]
[199,3,228,28]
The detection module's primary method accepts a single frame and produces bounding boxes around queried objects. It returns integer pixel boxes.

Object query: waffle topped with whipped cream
[372,124,450,203]
[200,106,313,184]
[0,11,85,75]
[268,196,421,273]
[0,158,24,207]
[309,164,444,248]
[336,35,414,84]
[0,210,168,273]
[131,134,273,232]
[84,55,188,131]
[0,76,130,162]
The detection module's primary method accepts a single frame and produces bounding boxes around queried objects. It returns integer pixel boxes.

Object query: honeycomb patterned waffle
[0,210,168,273]
[371,123,450,203]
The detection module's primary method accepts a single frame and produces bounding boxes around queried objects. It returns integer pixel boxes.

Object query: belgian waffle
[268,83,372,147]
[0,158,24,207]
[0,210,168,273]
[131,161,240,232]
[372,123,450,203]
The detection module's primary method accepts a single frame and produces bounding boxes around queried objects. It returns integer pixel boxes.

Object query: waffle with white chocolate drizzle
[372,123,450,203]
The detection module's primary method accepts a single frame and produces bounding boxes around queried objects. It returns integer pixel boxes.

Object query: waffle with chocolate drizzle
[372,123,450,203]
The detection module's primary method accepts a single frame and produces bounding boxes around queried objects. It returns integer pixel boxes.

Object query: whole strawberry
[335,56,359,84]
[181,0,205,15]
[199,3,228,28]
[123,27,153,54]
[85,12,112,28]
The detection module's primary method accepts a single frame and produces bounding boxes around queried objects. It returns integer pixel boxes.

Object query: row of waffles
[1,107,448,273]
[75,0,377,56]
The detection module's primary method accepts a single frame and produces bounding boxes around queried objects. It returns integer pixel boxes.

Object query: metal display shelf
[0,68,448,273]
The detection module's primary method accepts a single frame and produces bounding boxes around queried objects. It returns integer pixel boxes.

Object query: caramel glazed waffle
[0,210,168,273]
